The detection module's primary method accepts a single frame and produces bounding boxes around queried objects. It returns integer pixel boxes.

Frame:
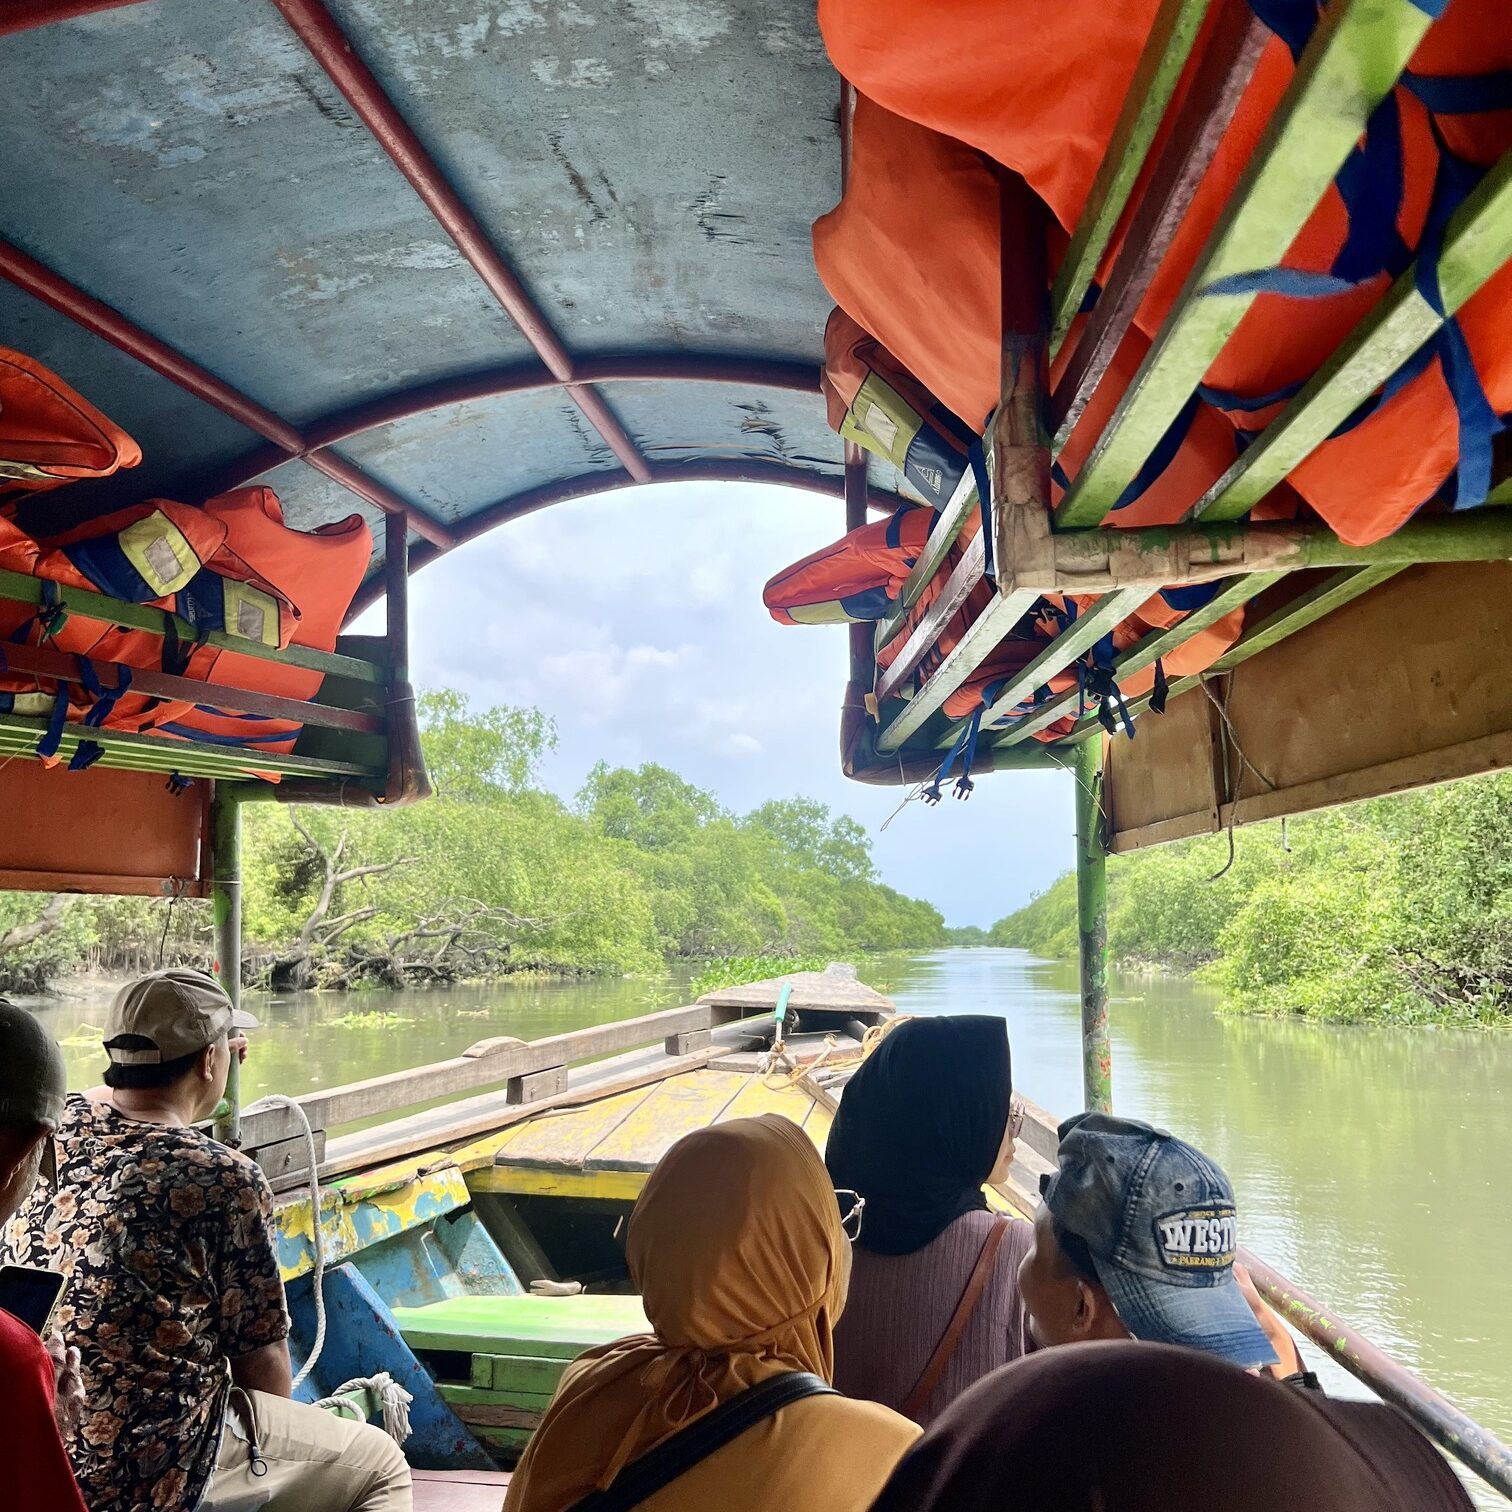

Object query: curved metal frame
[346,457,907,618]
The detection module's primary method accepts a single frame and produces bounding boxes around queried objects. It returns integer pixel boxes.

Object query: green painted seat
[391,1293,648,1359]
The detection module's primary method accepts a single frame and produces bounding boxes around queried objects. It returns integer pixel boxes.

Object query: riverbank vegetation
[990,772,1511,1027]
[0,692,944,994]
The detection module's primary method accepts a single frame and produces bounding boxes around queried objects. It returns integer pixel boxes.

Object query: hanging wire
[157,878,188,966]
[1199,677,1278,883]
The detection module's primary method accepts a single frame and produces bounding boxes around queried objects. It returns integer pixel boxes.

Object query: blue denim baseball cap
[1043,1112,1277,1369]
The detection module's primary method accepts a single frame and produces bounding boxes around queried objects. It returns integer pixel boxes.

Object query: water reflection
[29,949,1510,1505]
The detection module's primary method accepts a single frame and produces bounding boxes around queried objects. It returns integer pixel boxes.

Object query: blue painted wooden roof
[1,0,910,597]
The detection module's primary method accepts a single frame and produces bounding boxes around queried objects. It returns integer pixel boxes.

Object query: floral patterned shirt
[1,1095,289,1512]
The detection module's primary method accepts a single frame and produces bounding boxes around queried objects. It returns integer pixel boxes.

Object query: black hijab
[825,1015,1011,1255]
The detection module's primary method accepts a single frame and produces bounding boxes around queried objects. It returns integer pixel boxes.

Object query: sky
[355,480,1076,928]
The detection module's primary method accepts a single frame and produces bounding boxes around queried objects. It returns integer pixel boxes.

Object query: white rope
[312,1373,414,1445]
[242,1094,325,1390]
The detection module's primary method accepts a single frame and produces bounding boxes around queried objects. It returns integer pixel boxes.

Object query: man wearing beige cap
[0,1000,89,1511]
[3,968,411,1511]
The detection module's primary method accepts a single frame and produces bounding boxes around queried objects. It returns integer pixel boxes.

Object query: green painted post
[1074,737,1113,1112]
[211,789,243,1146]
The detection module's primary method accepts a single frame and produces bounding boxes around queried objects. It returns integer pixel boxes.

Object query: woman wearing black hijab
[826,1015,1029,1425]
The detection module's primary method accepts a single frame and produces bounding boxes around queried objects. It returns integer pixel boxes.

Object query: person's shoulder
[790,1390,922,1449]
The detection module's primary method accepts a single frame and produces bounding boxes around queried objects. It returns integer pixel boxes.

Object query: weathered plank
[1054,0,1269,437]
[978,587,1150,732]
[490,1084,661,1171]
[301,1005,715,1131]
[391,1294,648,1357]
[0,567,383,683]
[318,1047,724,1179]
[471,1353,571,1395]
[992,573,1282,746]
[1048,0,1219,347]
[875,471,979,648]
[585,1070,748,1172]
[875,534,986,703]
[876,588,1040,752]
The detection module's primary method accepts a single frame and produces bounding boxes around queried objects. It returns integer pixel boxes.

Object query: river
[33,948,1512,1506]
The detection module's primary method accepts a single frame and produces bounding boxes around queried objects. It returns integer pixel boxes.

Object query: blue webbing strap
[36,686,69,761]
[1110,394,1203,512]
[1402,69,1512,115]
[967,438,995,580]
[157,721,293,748]
[77,660,133,730]
[165,771,194,796]
[68,740,105,772]
[1411,144,1504,508]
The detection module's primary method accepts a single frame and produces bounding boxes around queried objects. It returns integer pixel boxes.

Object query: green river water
[32,948,1512,1505]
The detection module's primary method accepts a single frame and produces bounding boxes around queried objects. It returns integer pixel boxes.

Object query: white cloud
[363,481,1077,924]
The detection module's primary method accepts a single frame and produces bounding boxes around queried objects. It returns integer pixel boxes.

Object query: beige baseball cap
[103,968,259,1065]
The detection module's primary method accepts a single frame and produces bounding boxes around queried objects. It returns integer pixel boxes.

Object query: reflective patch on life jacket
[1,690,55,717]
[65,509,204,603]
[223,580,280,647]
[841,371,921,465]
[118,511,201,596]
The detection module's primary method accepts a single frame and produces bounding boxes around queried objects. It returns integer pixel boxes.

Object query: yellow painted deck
[468,1065,836,1203]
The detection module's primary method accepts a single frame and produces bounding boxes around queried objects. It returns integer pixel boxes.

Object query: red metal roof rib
[0,0,149,35]
[269,0,652,485]
[0,238,457,549]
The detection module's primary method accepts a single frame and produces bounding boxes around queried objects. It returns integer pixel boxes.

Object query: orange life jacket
[169,488,373,760]
[0,348,141,505]
[0,500,234,762]
[0,488,370,772]
[812,94,1241,527]
[763,504,936,625]
[822,309,979,508]
[818,1,1509,546]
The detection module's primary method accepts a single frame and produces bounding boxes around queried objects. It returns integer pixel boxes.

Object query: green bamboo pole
[1075,737,1113,1112]
[211,790,243,1147]
[0,568,382,684]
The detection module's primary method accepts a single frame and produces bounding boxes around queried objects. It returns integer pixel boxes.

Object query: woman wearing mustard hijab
[503,1114,919,1512]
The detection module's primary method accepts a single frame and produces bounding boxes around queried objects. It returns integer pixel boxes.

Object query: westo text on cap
[1042,1111,1278,1370]
[102,967,259,1065]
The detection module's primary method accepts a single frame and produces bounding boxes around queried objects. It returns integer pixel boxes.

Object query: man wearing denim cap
[1018,1113,1303,1374]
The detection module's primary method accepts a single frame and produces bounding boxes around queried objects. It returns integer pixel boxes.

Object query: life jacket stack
[0,348,141,509]
[813,0,1511,546]
[763,505,1246,767]
[0,487,371,775]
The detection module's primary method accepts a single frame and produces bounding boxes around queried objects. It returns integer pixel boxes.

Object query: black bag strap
[567,1371,837,1512]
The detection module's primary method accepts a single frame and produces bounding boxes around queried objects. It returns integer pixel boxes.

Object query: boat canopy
[1,0,909,603]
[1,0,1511,875]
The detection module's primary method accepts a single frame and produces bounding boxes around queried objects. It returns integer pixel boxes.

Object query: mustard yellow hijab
[504,1114,851,1512]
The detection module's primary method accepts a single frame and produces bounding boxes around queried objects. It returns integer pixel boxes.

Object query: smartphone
[0,1263,66,1336]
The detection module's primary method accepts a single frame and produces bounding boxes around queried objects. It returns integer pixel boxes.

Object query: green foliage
[689,954,832,998]
[990,772,1512,1027]
[944,925,989,946]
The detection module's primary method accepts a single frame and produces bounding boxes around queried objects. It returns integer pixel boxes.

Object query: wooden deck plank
[584,1070,749,1172]
[711,1073,821,1129]
[491,1084,661,1170]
